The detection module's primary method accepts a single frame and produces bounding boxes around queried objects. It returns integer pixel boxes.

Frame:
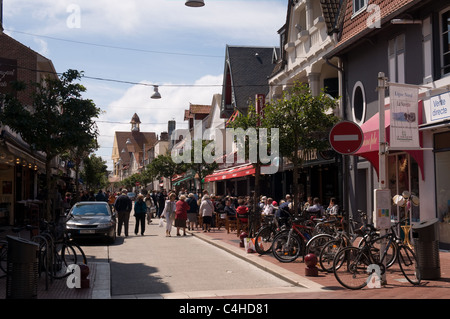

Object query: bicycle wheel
[0,241,7,278]
[398,245,421,285]
[305,233,333,256]
[333,247,370,290]
[52,243,77,279]
[68,242,87,265]
[368,237,397,268]
[319,239,344,272]
[272,231,304,263]
[254,226,276,255]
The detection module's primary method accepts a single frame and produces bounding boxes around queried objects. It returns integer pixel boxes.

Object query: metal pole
[377,72,388,285]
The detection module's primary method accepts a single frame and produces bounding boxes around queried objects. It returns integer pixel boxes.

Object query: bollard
[79,264,90,289]
[239,231,248,248]
[304,253,318,277]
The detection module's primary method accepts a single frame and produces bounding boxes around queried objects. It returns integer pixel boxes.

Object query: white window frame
[440,7,450,77]
[388,34,406,84]
[352,81,367,125]
[352,0,368,17]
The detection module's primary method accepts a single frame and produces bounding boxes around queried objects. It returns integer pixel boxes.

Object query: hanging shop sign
[389,83,420,150]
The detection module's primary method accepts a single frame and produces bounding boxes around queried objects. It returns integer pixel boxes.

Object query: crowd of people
[61,186,340,239]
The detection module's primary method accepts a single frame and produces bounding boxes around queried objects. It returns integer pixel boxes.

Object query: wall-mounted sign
[0,58,17,96]
[429,91,450,122]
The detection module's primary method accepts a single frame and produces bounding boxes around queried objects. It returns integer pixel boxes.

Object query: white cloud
[96,73,223,169]
[4,0,286,44]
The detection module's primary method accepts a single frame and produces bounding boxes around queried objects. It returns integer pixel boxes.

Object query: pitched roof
[115,131,156,165]
[328,0,418,56]
[222,46,279,116]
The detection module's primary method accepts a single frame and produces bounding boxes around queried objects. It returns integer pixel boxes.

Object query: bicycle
[332,218,420,290]
[32,220,87,281]
[253,214,291,255]
[318,211,376,272]
[271,215,315,263]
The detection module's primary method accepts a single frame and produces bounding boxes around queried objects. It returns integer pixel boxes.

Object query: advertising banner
[389,83,420,150]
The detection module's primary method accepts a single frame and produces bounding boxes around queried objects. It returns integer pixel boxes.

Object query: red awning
[204,164,255,183]
[354,102,424,180]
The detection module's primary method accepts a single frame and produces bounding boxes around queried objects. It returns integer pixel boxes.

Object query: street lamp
[185,0,205,7]
[151,85,161,99]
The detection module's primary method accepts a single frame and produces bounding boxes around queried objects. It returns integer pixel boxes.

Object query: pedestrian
[161,192,176,237]
[145,193,155,224]
[199,194,214,232]
[134,194,147,236]
[175,195,189,236]
[95,189,107,201]
[114,189,133,237]
[186,193,199,231]
[157,190,166,218]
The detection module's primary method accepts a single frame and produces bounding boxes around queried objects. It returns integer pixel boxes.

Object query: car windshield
[71,204,109,216]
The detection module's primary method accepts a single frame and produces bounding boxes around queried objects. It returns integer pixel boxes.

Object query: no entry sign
[329,121,364,155]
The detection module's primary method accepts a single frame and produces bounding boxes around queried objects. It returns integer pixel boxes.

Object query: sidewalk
[2,224,449,299]
[190,227,450,299]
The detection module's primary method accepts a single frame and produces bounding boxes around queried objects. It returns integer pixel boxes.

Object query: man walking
[114,189,132,237]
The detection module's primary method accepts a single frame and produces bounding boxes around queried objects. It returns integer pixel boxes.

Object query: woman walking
[175,195,189,236]
[186,193,199,231]
[134,194,147,236]
[199,194,214,232]
[161,192,176,237]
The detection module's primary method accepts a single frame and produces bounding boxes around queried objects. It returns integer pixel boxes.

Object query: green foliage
[263,81,339,166]
[81,154,108,190]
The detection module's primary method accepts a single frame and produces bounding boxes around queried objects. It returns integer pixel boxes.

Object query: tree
[149,154,185,190]
[81,154,108,191]
[228,104,268,236]
[1,70,101,220]
[184,139,218,195]
[263,82,339,214]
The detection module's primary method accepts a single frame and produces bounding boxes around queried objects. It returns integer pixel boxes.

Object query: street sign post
[329,121,364,155]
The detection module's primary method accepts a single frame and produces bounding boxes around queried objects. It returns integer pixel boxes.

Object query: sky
[2,0,287,170]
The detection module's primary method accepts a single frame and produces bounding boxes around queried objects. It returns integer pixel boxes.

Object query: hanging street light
[151,85,161,99]
[185,0,205,7]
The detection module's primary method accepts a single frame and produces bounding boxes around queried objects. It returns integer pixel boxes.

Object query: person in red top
[236,198,249,223]
[175,195,190,236]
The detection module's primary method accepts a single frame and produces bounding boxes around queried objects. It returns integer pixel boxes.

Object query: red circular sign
[329,121,364,155]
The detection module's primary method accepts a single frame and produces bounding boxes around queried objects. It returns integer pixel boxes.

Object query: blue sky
[3,0,287,169]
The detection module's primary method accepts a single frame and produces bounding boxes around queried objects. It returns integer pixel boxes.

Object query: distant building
[111,113,156,183]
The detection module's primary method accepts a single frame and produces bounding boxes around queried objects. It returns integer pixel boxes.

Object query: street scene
[1,0,450,308]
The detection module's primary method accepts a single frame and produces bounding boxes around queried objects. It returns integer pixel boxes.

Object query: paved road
[80,217,310,299]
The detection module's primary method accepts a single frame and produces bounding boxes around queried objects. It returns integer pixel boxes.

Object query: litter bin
[5,235,39,299]
[412,218,440,280]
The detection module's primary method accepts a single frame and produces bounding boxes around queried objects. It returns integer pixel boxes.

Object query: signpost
[329,120,364,155]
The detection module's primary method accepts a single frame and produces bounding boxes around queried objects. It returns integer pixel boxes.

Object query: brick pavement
[192,227,450,299]
[1,224,449,299]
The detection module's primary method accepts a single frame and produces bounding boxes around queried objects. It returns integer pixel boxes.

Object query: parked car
[127,192,136,201]
[65,202,116,244]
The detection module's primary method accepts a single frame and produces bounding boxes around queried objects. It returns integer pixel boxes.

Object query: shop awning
[204,164,255,183]
[354,107,424,180]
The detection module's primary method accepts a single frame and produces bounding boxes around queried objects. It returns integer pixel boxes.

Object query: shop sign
[429,91,450,122]
[389,83,420,150]
[0,58,17,96]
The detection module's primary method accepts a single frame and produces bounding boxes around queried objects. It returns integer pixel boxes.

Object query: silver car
[66,202,116,244]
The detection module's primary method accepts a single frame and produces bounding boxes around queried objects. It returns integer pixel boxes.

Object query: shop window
[441,8,450,76]
[388,153,420,223]
[434,131,450,249]
[352,81,366,125]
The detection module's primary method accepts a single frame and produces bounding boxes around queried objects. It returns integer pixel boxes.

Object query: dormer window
[353,0,368,16]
